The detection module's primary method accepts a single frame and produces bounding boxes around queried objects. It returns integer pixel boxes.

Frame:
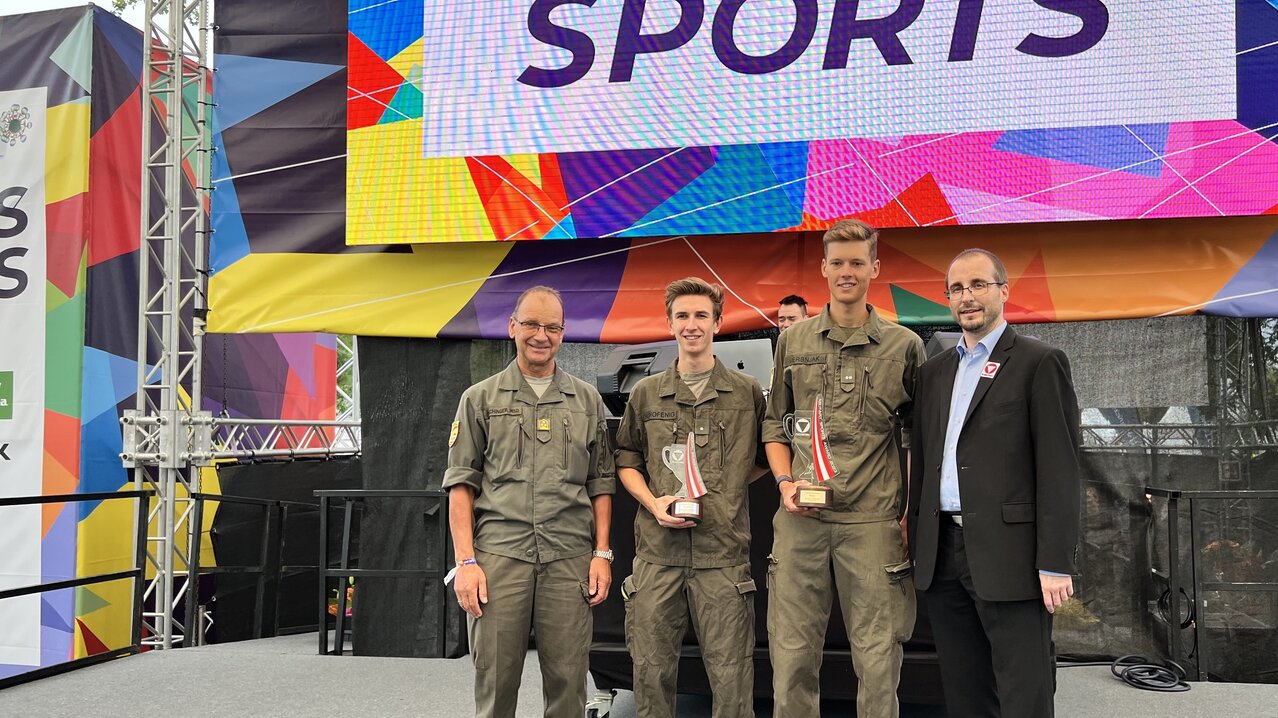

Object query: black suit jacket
[909,326,1081,602]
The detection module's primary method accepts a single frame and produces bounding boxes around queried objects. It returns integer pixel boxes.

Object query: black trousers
[921,522,1056,718]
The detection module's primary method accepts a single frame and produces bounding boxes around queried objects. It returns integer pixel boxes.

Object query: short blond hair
[664,277,724,320]
[823,219,878,261]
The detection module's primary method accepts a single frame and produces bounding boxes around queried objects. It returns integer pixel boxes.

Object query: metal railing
[0,491,152,689]
[184,493,325,646]
[314,489,449,656]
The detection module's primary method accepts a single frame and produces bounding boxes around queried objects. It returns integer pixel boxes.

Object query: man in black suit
[908,248,1081,717]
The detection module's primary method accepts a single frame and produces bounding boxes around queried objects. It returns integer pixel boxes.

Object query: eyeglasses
[945,280,1005,300]
[512,318,565,336]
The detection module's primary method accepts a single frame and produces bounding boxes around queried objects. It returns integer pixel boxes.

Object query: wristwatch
[592,549,614,563]
[774,474,794,486]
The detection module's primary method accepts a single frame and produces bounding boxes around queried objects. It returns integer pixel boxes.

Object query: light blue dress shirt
[939,322,1007,512]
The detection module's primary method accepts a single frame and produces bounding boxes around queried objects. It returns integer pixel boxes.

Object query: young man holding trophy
[762,220,926,718]
[614,277,769,718]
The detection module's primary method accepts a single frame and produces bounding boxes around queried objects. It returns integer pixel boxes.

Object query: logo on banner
[0,370,11,420]
[981,361,1000,379]
[1,104,33,147]
[811,396,836,483]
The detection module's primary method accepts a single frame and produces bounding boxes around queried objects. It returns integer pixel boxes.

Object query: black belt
[940,511,963,527]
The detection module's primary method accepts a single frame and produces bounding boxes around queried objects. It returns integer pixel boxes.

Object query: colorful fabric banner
[0,6,339,680]
[0,86,47,666]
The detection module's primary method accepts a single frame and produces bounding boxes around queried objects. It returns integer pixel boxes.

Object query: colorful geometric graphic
[346,2,1278,244]
[0,6,336,682]
[209,0,1278,340]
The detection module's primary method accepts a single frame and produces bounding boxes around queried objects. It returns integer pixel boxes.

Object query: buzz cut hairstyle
[822,218,878,261]
[665,277,725,321]
[778,294,807,312]
[513,285,564,318]
[949,248,1009,286]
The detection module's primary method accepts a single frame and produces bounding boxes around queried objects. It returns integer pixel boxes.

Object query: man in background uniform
[614,277,768,718]
[445,286,616,718]
[763,220,925,718]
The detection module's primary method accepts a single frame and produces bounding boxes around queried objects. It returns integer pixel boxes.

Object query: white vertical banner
[0,87,47,667]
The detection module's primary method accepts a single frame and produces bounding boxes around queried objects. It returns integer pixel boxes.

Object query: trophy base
[794,484,833,509]
[669,499,702,523]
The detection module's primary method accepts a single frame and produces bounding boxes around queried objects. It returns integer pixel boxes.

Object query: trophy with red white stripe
[661,432,707,523]
[795,396,836,509]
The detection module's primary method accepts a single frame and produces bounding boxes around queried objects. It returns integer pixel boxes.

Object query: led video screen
[347,1,1277,244]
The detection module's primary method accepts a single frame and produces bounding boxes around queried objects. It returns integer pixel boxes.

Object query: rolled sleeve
[585,397,617,497]
[897,335,925,451]
[752,380,769,468]
[613,393,647,471]
[441,391,485,493]
[762,331,793,445]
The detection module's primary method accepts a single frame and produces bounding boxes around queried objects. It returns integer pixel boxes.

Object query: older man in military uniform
[763,220,925,718]
[614,277,768,718]
[444,286,616,718]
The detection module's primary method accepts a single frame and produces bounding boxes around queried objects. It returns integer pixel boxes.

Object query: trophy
[793,396,835,509]
[661,432,707,523]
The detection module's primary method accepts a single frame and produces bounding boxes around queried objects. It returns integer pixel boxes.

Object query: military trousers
[767,512,916,718]
[468,550,593,718]
[624,557,757,718]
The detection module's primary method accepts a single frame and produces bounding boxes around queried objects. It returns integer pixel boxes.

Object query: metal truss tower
[125,3,364,649]
[125,0,212,650]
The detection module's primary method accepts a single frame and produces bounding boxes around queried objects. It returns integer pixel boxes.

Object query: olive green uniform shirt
[443,361,616,563]
[763,305,925,522]
[615,358,767,569]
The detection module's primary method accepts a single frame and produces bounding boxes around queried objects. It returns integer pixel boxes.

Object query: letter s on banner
[1017,0,1109,58]
[519,0,599,88]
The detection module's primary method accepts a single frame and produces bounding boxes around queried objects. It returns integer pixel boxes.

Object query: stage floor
[0,633,1275,717]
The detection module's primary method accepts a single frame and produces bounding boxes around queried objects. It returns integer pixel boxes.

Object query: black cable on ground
[1108,655,1191,692]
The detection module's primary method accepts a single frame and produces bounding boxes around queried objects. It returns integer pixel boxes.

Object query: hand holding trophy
[661,432,707,524]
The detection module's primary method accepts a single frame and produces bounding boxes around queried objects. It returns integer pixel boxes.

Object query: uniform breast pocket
[784,362,827,403]
[485,413,528,480]
[559,410,591,482]
[859,359,906,433]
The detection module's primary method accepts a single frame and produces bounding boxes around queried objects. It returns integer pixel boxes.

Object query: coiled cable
[1110,655,1191,692]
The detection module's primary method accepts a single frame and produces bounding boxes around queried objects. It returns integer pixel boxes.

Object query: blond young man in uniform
[763,220,925,718]
[614,278,769,718]
[444,286,616,718]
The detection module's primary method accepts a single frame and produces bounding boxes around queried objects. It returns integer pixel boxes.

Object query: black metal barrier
[314,489,449,656]
[0,490,151,689]
[186,492,322,646]
[1146,487,1278,681]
